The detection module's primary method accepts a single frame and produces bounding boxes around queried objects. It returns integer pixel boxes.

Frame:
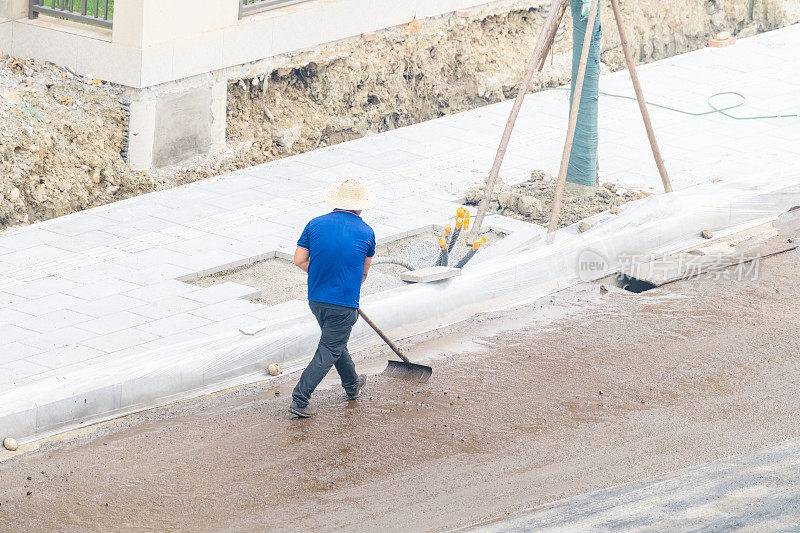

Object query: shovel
[358,309,432,383]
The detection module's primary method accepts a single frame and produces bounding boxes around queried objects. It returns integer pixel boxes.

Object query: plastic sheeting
[3,168,800,443]
[568,0,602,187]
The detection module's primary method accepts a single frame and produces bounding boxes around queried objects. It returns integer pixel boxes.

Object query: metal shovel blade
[382,359,433,383]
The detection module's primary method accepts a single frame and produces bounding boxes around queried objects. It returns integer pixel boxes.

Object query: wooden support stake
[466,0,569,245]
[536,0,569,72]
[610,0,672,193]
[546,0,600,234]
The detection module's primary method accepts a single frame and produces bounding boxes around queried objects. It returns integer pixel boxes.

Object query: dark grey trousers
[292,301,360,408]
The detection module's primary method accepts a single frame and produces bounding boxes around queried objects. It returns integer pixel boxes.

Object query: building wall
[0,0,500,89]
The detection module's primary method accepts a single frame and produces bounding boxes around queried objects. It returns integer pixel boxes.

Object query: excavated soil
[0,58,154,227]
[2,0,798,228]
[465,169,647,227]
[2,248,800,531]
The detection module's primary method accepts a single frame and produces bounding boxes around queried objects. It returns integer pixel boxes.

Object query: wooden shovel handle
[358,309,411,363]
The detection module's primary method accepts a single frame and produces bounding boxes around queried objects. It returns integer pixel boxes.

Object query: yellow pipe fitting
[462,211,471,230]
[457,207,466,217]
[444,224,452,236]
[439,236,447,250]
[455,216,464,230]
[472,237,486,251]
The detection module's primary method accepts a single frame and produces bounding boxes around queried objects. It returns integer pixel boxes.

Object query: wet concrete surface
[2,250,800,531]
[475,438,800,531]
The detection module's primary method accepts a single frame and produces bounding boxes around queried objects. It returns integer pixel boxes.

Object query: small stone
[516,195,542,217]
[268,363,282,376]
[737,27,757,38]
[3,437,18,451]
[496,190,516,210]
[596,188,613,200]
[455,9,471,18]
[716,31,731,40]
[578,220,594,233]
[362,31,377,41]
[91,168,101,184]
[530,169,554,182]
[9,187,20,202]
[701,229,713,239]
[263,108,274,121]
[599,284,608,294]
[273,125,302,151]
[609,205,622,214]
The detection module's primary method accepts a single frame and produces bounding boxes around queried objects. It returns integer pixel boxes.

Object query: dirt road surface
[2,250,800,531]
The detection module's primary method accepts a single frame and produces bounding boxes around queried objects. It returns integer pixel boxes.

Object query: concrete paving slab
[184,282,262,304]
[136,313,212,337]
[80,328,161,353]
[76,311,152,336]
[19,325,97,352]
[26,345,106,369]
[188,299,262,322]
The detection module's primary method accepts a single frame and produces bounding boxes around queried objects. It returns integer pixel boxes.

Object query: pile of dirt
[0,56,154,227]
[465,170,648,228]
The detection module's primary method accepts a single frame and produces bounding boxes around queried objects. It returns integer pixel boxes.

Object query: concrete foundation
[124,76,227,170]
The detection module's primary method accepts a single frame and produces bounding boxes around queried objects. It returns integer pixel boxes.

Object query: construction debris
[465,170,647,228]
[0,56,153,228]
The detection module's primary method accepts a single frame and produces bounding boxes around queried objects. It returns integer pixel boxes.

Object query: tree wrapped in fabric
[567,0,602,188]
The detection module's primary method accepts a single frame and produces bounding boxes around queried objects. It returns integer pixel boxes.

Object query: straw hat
[324,178,377,210]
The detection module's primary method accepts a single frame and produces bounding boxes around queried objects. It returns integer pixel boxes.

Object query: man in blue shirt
[289,178,377,418]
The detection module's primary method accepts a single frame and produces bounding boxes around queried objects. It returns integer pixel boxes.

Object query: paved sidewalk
[475,439,800,532]
[1,25,799,392]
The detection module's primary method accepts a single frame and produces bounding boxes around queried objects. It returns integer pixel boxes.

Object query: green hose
[552,87,798,120]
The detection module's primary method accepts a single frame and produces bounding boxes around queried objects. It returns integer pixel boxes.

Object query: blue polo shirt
[297,210,376,308]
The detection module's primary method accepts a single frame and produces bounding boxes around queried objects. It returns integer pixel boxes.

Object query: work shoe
[288,401,316,418]
[347,374,367,401]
